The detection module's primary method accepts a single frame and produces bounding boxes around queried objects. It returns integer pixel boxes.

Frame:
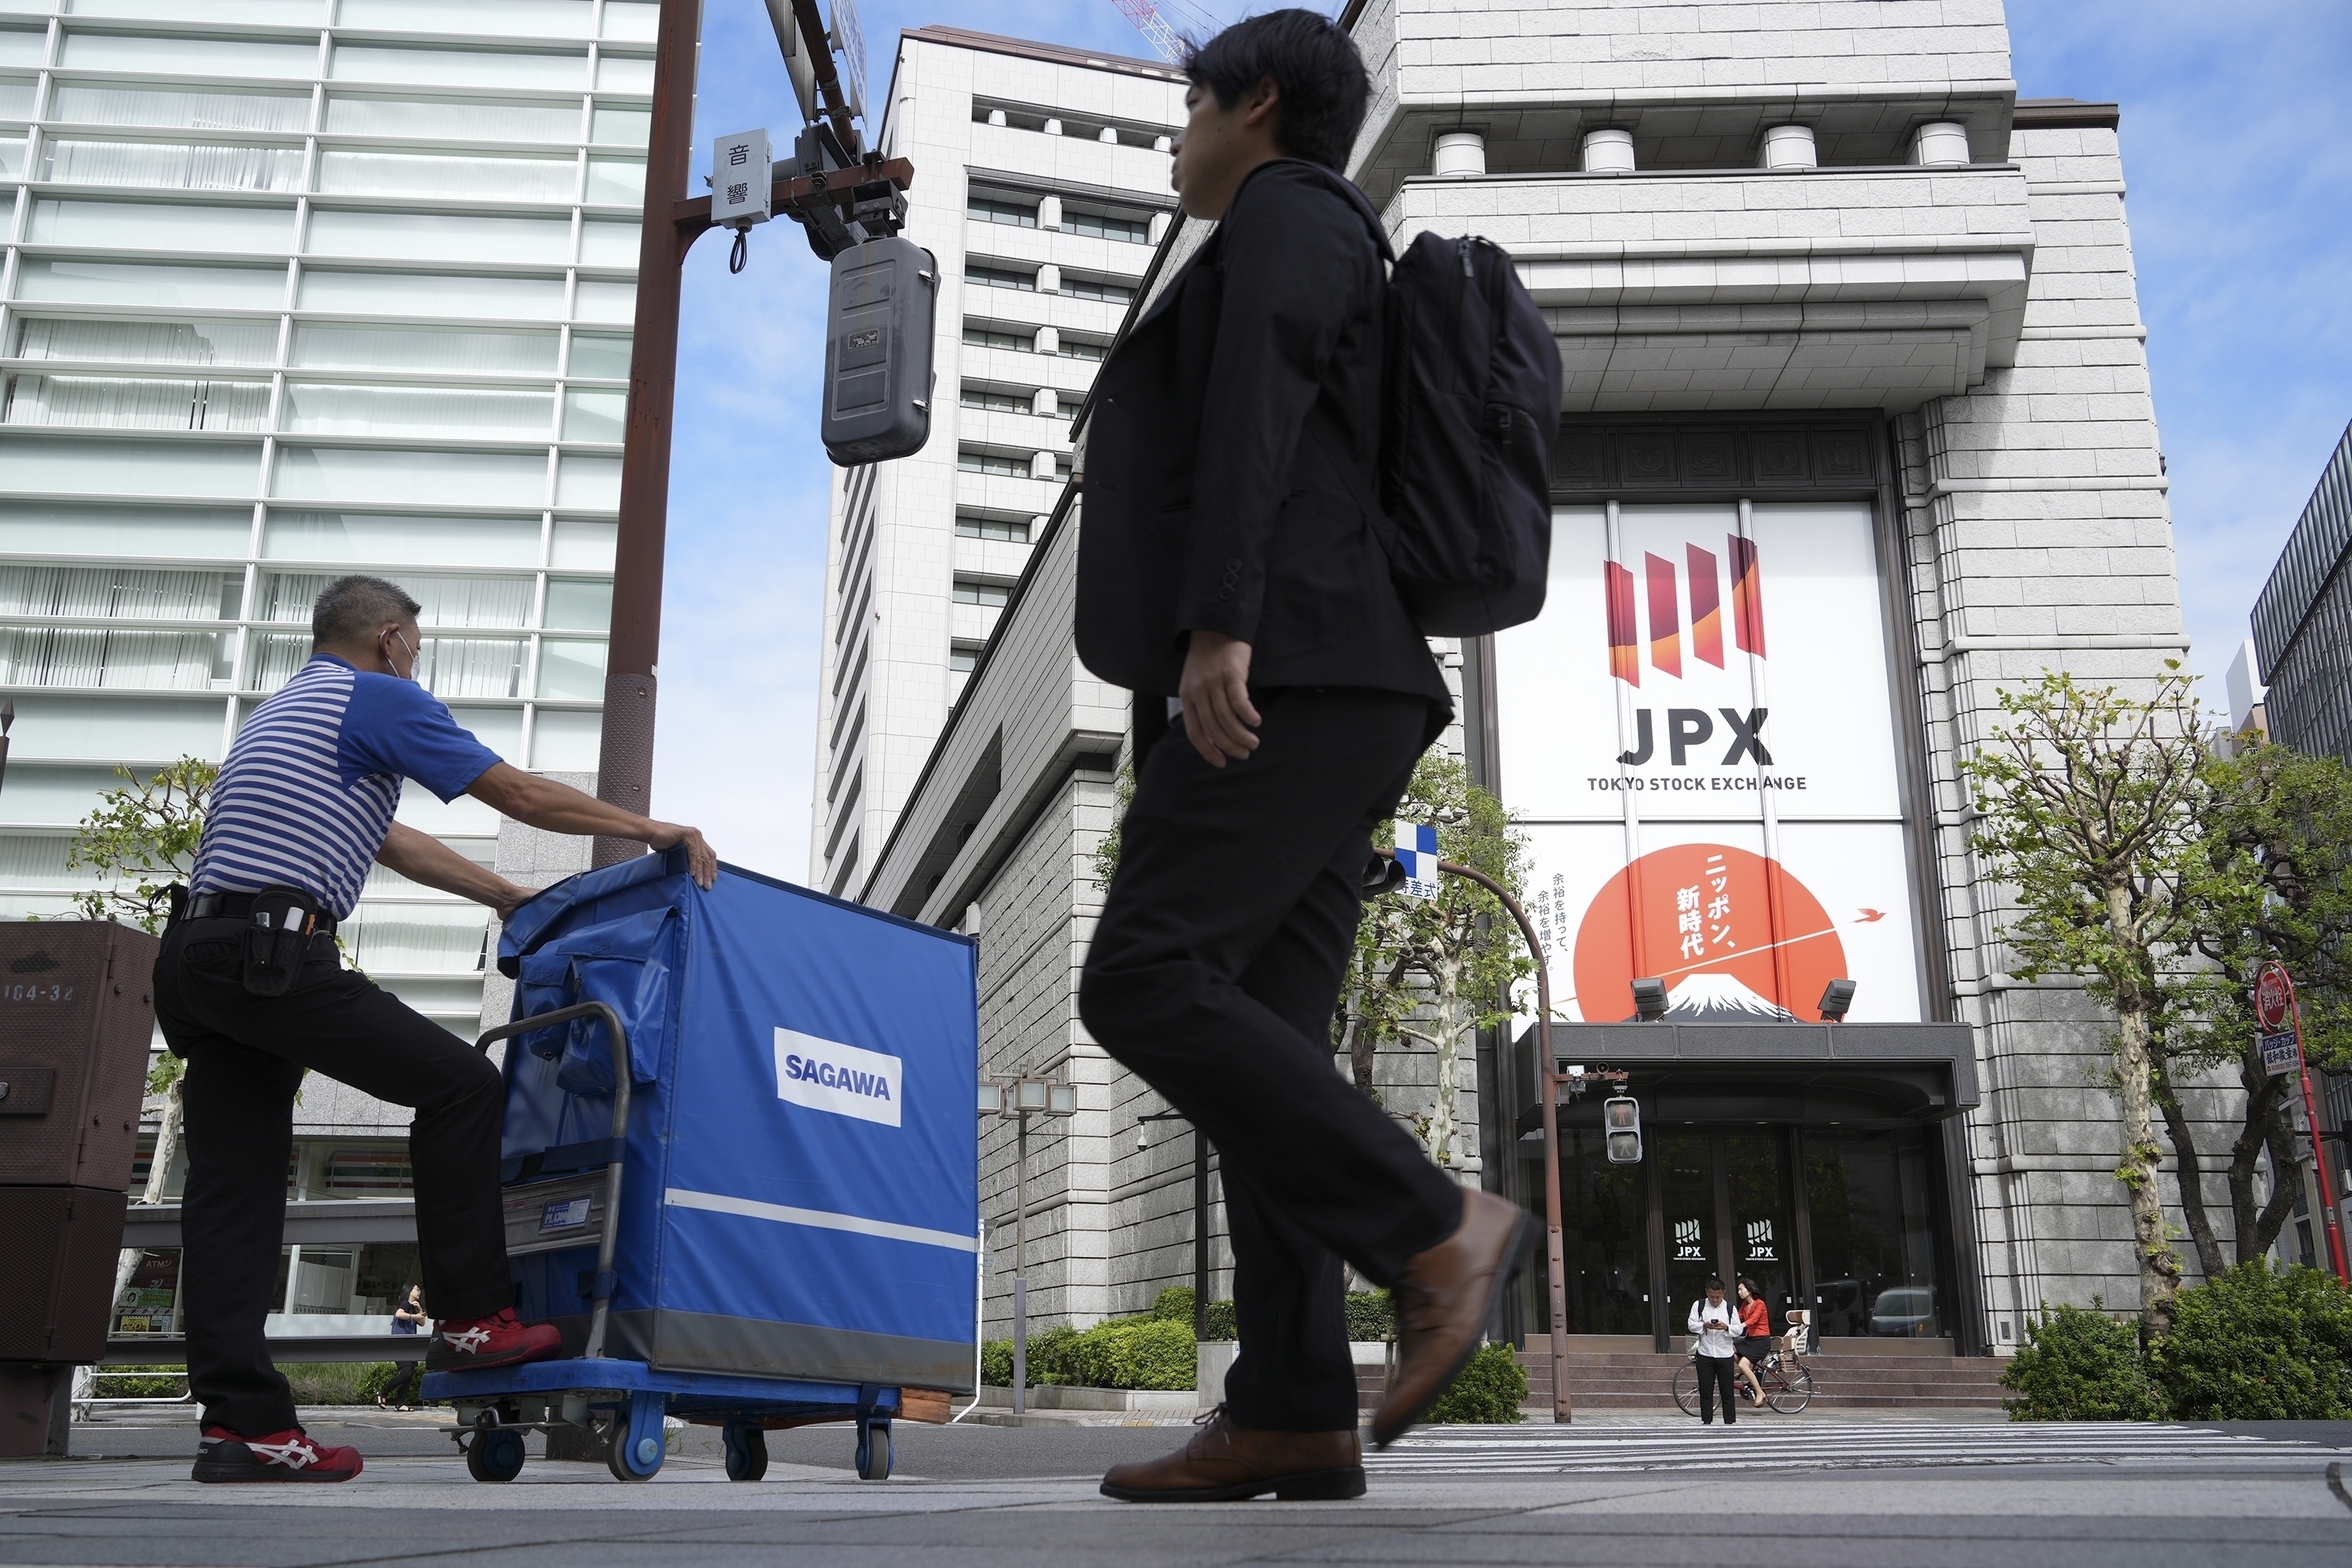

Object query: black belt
[187,892,339,936]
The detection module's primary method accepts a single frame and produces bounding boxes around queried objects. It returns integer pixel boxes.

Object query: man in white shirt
[1687,1276,1740,1425]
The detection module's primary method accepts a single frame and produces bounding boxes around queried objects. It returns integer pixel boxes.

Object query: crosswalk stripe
[1364,1422,2335,1474]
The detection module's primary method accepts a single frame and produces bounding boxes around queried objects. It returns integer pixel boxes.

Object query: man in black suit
[1076,9,1533,1504]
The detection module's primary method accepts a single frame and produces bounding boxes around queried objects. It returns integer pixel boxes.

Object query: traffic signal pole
[593,0,913,863]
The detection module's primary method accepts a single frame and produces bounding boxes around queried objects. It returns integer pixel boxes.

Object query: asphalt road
[6,1411,2347,1567]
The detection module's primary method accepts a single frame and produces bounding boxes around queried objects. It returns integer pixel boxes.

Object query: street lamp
[979,1070,1076,1414]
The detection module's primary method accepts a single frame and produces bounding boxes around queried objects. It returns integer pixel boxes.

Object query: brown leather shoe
[1099,1407,1365,1502]
[1371,1188,1533,1448]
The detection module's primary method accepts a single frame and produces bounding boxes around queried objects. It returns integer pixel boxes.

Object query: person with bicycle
[1686,1276,1740,1425]
[1733,1277,1772,1408]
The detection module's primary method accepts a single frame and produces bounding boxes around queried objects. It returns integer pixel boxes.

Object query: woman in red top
[1734,1278,1772,1407]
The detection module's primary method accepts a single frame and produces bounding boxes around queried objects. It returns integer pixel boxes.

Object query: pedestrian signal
[821,235,938,466]
[1603,1095,1642,1164]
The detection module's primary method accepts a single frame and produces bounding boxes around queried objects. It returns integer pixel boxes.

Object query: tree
[1962,666,2238,1341]
[2165,737,2352,1271]
[66,757,216,932]
[1337,753,1531,1167]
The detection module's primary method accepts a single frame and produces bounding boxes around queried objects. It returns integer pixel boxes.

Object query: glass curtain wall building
[0,0,647,1051]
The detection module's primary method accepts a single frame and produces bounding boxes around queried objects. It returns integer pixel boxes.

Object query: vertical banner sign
[1496,503,1922,1024]
[1393,823,1441,901]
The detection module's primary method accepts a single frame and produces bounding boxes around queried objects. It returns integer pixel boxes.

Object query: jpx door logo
[773,1028,902,1128]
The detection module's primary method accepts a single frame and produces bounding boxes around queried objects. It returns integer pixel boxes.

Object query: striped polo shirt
[191,655,502,920]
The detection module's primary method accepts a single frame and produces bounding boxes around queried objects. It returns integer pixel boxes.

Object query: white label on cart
[774,1029,902,1127]
[539,1196,592,1232]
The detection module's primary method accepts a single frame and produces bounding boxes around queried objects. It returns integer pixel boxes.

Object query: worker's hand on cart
[647,822,718,889]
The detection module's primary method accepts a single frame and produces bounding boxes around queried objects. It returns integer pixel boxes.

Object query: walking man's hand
[1178,630,1261,767]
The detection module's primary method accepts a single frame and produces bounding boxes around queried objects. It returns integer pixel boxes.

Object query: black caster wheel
[855,1421,892,1481]
[466,1425,526,1483]
[723,1422,768,1483]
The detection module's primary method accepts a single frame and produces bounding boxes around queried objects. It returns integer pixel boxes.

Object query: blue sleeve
[338,673,503,802]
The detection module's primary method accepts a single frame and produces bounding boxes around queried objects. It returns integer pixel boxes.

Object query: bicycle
[1673,1346,1813,1415]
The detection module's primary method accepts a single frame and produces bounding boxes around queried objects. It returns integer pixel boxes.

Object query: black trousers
[154,916,511,1437]
[1080,688,1464,1432]
[1695,1354,1738,1424]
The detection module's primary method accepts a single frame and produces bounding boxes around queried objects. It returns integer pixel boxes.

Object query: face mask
[386,627,419,681]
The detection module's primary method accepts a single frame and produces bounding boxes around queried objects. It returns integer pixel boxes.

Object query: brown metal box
[0,920,159,1190]
[0,1185,129,1361]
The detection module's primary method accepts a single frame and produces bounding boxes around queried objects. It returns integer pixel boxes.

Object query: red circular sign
[1570,843,1848,1022]
[2256,965,2294,1033]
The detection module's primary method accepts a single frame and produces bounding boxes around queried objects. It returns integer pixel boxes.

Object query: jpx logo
[773,1028,902,1128]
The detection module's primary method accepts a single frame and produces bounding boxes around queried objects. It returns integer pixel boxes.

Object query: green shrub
[1344,1290,1396,1342]
[1075,1319,1197,1390]
[1422,1341,1526,1423]
[1151,1286,1196,1323]
[980,1340,1013,1388]
[2152,1262,2352,1421]
[1025,1324,1085,1385]
[2001,1301,2164,1421]
[92,1364,186,1399]
[280,1362,394,1406]
[1201,1298,1237,1341]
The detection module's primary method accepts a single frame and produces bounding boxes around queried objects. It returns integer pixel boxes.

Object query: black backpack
[1376,230,1563,636]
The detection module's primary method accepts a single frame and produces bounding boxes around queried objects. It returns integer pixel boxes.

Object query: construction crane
[1108,0,1218,64]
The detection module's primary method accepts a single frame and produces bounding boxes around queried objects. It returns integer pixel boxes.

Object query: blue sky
[648,1,2352,884]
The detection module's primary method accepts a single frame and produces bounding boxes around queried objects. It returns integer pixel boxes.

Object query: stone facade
[856,1,2268,1350]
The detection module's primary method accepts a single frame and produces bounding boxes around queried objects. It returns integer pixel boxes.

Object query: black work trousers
[1080,688,1464,1432]
[154,916,511,1437]
[1695,1354,1739,1425]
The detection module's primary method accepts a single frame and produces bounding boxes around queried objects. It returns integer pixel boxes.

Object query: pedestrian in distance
[1076,9,1534,1504]
[1688,1276,1741,1425]
[1733,1276,1771,1408]
[379,1283,426,1412]
[158,574,717,1483]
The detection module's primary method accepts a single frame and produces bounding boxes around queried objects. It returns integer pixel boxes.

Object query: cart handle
[477,1001,630,1361]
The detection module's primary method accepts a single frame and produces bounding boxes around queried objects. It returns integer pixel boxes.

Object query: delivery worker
[156,574,716,1483]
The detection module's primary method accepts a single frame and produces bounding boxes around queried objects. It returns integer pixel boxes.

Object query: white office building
[0,0,649,1328]
[810,27,1187,900]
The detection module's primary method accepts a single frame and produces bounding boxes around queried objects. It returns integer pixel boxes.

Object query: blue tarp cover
[495,849,978,1381]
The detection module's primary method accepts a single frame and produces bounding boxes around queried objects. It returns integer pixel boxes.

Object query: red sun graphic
[1571,844,1849,1022]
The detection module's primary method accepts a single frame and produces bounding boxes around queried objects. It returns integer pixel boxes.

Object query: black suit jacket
[1074,160,1452,736]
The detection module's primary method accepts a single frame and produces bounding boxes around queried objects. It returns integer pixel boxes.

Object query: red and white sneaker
[428,1307,564,1370]
[192,1425,363,1483]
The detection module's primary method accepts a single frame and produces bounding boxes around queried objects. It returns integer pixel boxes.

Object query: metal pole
[1193,1128,1210,1341]
[1383,849,1573,1423]
[1012,1112,1028,1416]
[2288,994,2349,1283]
[592,0,699,866]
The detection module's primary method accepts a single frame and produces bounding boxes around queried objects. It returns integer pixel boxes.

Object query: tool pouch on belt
[241,884,323,998]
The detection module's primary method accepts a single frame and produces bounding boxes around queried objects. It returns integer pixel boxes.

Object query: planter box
[976,1385,1204,1413]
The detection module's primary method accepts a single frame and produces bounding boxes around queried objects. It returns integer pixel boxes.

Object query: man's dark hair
[1705,1275,1726,1291]
[1185,9,1370,170]
[314,574,422,644]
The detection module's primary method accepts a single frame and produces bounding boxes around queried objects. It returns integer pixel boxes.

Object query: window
[52,85,310,133]
[16,316,278,367]
[42,140,307,194]
[960,385,1034,416]
[956,447,1051,479]
[1065,207,1152,244]
[964,263,1034,293]
[316,150,579,203]
[962,324,1033,354]
[952,578,1010,608]
[3,372,269,432]
[955,513,1030,543]
[967,195,1037,228]
[949,641,983,673]
[1062,335,1110,361]
[1063,274,1137,306]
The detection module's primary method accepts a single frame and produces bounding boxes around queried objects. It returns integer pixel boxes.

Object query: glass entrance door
[1659,1134,1718,1333]
[1725,1133,1798,1327]
[1804,1127,1947,1339]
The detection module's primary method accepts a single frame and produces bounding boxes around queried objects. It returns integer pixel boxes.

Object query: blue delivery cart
[421,848,978,1483]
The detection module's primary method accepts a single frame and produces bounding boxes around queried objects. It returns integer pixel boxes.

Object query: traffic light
[1603,1095,1642,1164]
[820,235,937,466]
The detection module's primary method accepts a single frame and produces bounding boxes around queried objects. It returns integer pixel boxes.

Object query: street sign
[829,0,867,123]
[1393,823,1441,900]
[710,129,771,227]
[2259,1029,2300,1077]
[2256,964,2293,1032]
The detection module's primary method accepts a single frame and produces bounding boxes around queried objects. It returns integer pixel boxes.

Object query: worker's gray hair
[313,575,423,644]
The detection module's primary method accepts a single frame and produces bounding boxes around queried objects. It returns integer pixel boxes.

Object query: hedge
[981,1318,1198,1390]
[1423,1341,1526,1424]
[2000,1300,2163,1421]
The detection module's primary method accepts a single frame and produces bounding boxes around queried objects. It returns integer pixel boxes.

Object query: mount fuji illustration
[1635,973,1797,1022]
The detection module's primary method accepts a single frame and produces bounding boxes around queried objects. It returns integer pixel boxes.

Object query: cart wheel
[723,1422,768,1483]
[855,1420,892,1481]
[466,1426,527,1483]
[605,1392,666,1483]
